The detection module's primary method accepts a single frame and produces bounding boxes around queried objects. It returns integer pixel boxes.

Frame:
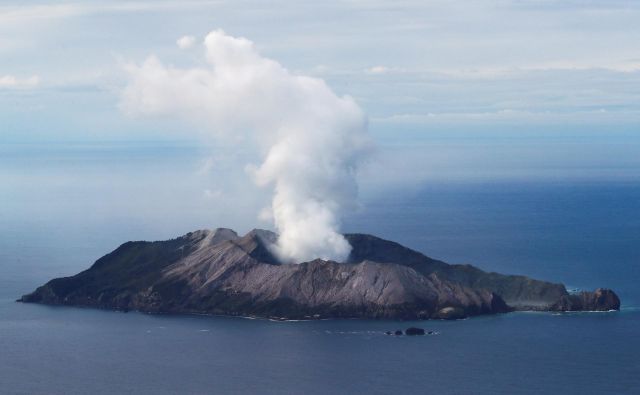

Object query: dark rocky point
[550,288,621,311]
[18,228,621,320]
[405,327,426,336]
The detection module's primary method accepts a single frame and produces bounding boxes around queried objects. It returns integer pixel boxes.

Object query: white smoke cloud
[121,30,372,263]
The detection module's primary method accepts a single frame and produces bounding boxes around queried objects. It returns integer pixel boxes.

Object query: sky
[1,0,639,183]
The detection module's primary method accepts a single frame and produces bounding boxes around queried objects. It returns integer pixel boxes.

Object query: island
[19,228,620,320]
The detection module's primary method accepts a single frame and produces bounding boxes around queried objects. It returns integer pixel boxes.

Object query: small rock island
[19,228,620,320]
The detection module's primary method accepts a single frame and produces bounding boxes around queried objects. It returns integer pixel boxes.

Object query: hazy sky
[1,0,639,183]
[1,1,638,135]
[1,0,640,255]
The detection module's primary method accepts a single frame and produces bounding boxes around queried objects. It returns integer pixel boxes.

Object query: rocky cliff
[19,228,620,320]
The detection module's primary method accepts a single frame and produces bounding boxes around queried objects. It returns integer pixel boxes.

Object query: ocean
[1,142,639,394]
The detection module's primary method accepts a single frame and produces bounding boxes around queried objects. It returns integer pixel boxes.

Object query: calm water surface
[1,143,639,394]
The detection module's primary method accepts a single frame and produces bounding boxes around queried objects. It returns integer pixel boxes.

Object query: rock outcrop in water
[19,228,620,319]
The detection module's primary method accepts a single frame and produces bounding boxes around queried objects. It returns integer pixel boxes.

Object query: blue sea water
[1,142,639,394]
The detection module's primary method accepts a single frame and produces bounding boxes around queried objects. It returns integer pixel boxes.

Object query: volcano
[19,228,620,320]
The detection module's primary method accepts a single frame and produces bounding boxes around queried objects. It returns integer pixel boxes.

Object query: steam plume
[121,30,371,263]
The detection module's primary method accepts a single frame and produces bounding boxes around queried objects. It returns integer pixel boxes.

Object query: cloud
[0,4,82,26]
[121,29,372,263]
[373,108,640,125]
[0,74,40,88]
[0,1,222,26]
[176,35,196,50]
[365,65,389,75]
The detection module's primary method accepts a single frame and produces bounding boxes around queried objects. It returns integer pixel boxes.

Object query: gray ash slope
[20,228,620,319]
